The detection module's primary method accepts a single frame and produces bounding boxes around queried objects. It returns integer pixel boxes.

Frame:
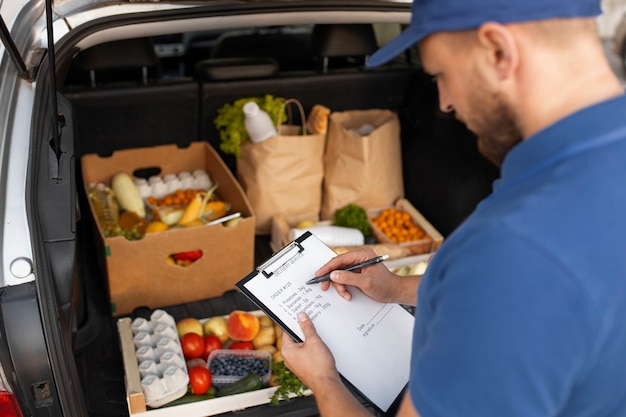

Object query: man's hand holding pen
[310,248,418,306]
[306,255,389,285]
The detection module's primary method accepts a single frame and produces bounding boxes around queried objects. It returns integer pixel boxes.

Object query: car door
[1,2,86,415]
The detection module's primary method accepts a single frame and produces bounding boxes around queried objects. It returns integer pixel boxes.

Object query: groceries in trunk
[272,199,444,257]
[123,309,308,411]
[88,170,238,242]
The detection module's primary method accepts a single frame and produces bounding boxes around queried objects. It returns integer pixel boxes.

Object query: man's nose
[437,85,454,113]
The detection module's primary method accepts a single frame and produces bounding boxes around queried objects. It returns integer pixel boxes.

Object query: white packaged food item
[289,225,365,247]
[350,123,375,135]
[130,310,188,408]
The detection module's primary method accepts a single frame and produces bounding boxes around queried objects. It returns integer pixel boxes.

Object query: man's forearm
[311,377,374,417]
[394,275,421,306]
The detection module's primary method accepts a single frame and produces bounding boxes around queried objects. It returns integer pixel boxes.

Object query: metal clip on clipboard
[258,240,304,278]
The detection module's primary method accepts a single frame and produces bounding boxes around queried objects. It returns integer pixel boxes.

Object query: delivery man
[280,0,626,416]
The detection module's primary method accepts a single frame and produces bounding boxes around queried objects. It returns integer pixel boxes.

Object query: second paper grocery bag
[321,109,404,220]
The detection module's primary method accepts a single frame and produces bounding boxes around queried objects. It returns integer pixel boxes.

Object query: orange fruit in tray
[226,311,260,341]
[371,208,427,243]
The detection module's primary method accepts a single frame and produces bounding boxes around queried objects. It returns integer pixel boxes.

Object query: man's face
[418,32,523,166]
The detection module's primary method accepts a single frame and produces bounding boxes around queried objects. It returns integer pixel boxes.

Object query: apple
[176,317,203,338]
[203,316,229,343]
[226,310,260,341]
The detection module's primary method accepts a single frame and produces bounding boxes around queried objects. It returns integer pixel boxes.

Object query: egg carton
[134,170,213,199]
[130,310,189,408]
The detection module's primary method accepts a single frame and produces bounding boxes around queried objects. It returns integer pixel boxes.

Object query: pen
[306,255,389,285]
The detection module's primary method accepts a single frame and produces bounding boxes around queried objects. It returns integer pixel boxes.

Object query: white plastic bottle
[289,225,365,247]
[243,101,277,143]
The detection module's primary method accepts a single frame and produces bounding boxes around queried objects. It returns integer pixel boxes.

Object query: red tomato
[188,366,212,395]
[181,332,205,360]
[202,334,223,360]
[228,341,254,350]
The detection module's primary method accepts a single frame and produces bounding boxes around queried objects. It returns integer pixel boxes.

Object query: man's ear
[476,22,519,81]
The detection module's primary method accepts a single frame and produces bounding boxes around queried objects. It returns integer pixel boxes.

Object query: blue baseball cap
[366,0,602,68]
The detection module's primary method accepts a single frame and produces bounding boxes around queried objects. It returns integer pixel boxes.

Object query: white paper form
[237,232,414,413]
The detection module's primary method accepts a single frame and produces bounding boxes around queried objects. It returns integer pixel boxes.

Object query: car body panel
[0,1,46,288]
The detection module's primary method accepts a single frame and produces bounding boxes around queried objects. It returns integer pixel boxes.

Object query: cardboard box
[117,314,312,416]
[368,199,443,255]
[384,253,432,276]
[81,142,255,315]
[271,199,443,257]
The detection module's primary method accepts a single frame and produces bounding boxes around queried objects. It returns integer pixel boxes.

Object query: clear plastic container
[88,183,119,234]
[207,349,272,387]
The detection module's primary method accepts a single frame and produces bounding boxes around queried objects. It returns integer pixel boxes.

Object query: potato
[258,315,274,328]
[273,350,284,363]
[256,344,277,355]
[275,325,283,350]
[252,325,276,348]
[274,325,283,338]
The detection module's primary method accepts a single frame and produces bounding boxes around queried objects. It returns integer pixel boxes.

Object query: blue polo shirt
[410,94,626,417]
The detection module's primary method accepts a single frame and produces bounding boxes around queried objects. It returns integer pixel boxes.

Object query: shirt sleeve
[409,227,597,417]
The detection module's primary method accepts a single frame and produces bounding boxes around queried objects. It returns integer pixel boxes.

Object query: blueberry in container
[207,349,272,388]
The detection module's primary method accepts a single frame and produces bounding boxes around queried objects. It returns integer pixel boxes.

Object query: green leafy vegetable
[270,361,308,405]
[333,203,371,236]
[213,95,286,157]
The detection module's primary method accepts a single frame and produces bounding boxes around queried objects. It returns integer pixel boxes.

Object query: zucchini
[163,388,216,407]
[216,374,263,397]
[111,172,146,218]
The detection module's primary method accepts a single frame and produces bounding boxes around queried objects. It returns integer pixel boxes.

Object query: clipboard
[236,231,414,414]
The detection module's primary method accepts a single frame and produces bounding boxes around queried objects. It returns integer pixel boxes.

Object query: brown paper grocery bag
[321,109,404,220]
[237,100,326,234]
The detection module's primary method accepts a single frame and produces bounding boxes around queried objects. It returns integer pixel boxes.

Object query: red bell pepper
[171,250,203,262]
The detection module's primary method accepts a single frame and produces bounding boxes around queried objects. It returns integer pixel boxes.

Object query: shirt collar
[496,93,626,191]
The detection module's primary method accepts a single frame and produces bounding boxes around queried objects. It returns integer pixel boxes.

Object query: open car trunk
[30,5,499,416]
